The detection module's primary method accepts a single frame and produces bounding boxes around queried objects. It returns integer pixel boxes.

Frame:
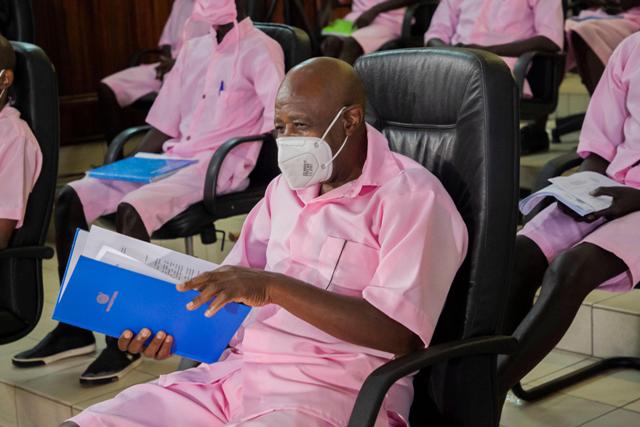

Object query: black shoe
[79,346,141,385]
[520,124,550,155]
[12,331,96,367]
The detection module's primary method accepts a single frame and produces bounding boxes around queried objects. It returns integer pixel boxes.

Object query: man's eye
[274,124,284,132]
[294,122,307,128]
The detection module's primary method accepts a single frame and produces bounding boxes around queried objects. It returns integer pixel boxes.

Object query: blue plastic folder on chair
[53,228,250,363]
[87,154,197,183]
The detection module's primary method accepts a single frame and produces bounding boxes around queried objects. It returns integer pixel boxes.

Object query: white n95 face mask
[276,107,349,190]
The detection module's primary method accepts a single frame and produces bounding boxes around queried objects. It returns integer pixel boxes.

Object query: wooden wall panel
[33,0,173,145]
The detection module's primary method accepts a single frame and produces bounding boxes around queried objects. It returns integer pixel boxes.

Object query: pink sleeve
[577,42,629,161]
[533,0,564,50]
[424,0,461,45]
[145,46,186,138]
[222,179,276,269]
[0,134,33,223]
[362,181,468,347]
[248,40,285,133]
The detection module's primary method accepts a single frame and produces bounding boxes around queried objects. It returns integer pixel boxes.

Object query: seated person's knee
[55,186,82,220]
[321,36,344,57]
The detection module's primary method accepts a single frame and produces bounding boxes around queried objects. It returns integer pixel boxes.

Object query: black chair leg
[552,113,585,143]
[512,356,640,402]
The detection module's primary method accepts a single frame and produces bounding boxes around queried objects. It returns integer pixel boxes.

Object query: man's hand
[588,186,640,221]
[178,266,274,318]
[118,328,174,360]
[354,8,379,29]
[155,56,176,82]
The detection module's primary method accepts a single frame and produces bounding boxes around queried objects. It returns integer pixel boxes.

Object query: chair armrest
[513,51,565,98]
[347,335,517,427]
[0,245,54,260]
[104,125,152,164]
[532,152,583,192]
[401,0,438,40]
[128,48,163,67]
[203,132,275,215]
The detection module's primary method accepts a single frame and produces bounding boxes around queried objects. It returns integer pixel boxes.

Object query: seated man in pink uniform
[424,0,564,154]
[61,57,468,427]
[12,0,285,385]
[498,32,640,396]
[565,0,640,94]
[98,0,208,142]
[321,0,416,64]
[0,35,42,250]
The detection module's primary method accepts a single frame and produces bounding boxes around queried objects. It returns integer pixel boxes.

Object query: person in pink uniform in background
[321,0,417,64]
[12,0,285,385]
[424,0,564,154]
[565,0,640,94]
[61,57,468,427]
[98,0,209,142]
[498,32,640,397]
[0,35,42,250]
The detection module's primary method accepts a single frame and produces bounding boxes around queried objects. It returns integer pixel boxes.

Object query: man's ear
[343,105,364,137]
[0,69,14,90]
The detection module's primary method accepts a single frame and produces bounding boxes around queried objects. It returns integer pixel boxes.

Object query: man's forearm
[482,35,560,57]
[371,0,419,14]
[267,273,422,355]
[0,219,17,250]
[134,128,172,154]
[579,153,610,175]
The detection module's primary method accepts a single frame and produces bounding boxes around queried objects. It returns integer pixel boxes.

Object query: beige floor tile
[136,356,180,377]
[593,290,640,316]
[523,358,599,389]
[521,350,589,385]
[519,140,578,190]
[579,409,640,427]
[500,393,615,427]
[562,369,640,407]
[556,304,592,356]
[558,73,588,95]
[15,389,72,427]
[583,290,619,307]
[0,382,17,427]
[16,364,154,406]
[624,397,640,413]
[592,308,640,358]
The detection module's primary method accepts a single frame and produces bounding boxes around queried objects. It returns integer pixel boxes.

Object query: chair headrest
[0,0,35,42]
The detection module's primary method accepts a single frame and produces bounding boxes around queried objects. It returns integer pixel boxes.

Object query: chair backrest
[0,0,34,42]
[247,133,280,188]
[0,42,58,344]
[355,48,519,425]
[9,42,59,248]
[254,22,311,71]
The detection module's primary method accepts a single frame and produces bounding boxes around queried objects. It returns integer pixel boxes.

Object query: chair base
[512,356,640,402]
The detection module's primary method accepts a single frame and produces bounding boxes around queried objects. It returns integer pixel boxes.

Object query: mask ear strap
[325,134,349,166]
[320,106,347,141]
[0,70,6,102]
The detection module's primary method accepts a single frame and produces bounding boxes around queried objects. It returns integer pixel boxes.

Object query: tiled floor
[3,73,640,426]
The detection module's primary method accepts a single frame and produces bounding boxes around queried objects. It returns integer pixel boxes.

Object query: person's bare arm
[354,0,418,28]
[465,35,560,57]
[0,218,17,250]
[579,153,610,175]
[119,266,422,359]
[133,128,172,155]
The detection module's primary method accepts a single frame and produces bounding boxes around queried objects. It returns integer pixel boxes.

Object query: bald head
[274,57,369,191]
[0,35,15,70]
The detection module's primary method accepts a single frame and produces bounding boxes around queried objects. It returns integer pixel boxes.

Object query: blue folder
[53,256,250,363]
[87,156,197,183]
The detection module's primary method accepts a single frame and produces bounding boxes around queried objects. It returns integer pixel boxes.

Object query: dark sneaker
[12,332,96,367]
[520,124,550,155]
[79,346,141,385]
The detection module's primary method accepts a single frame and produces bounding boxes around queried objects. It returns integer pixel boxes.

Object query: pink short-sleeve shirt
[0,106,42,228]
[577,32,640,188]
[178,124,468,425]
[424,0,564,50]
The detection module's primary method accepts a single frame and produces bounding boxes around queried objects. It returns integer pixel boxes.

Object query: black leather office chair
[0,0,35,42]
[0,42,59,344]
[511,152,640,401]
[348,48,519,427]
[103,23,311,255]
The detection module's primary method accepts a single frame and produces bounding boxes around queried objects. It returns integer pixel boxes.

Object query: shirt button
[202,94,206,99]
[186,136,191,141]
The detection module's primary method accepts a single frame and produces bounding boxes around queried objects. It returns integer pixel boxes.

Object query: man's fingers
[128,328,152,354]
[156,335,174,360]
[143,331,166,358]
[205,293,233,318]
[590,186,619,198]
[118,330,134,352]
[177,271,217,292]
[186,286,220,311]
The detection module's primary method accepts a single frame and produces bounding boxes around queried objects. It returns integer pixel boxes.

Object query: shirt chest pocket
[213,89,247,122]
[319,236,380,296]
